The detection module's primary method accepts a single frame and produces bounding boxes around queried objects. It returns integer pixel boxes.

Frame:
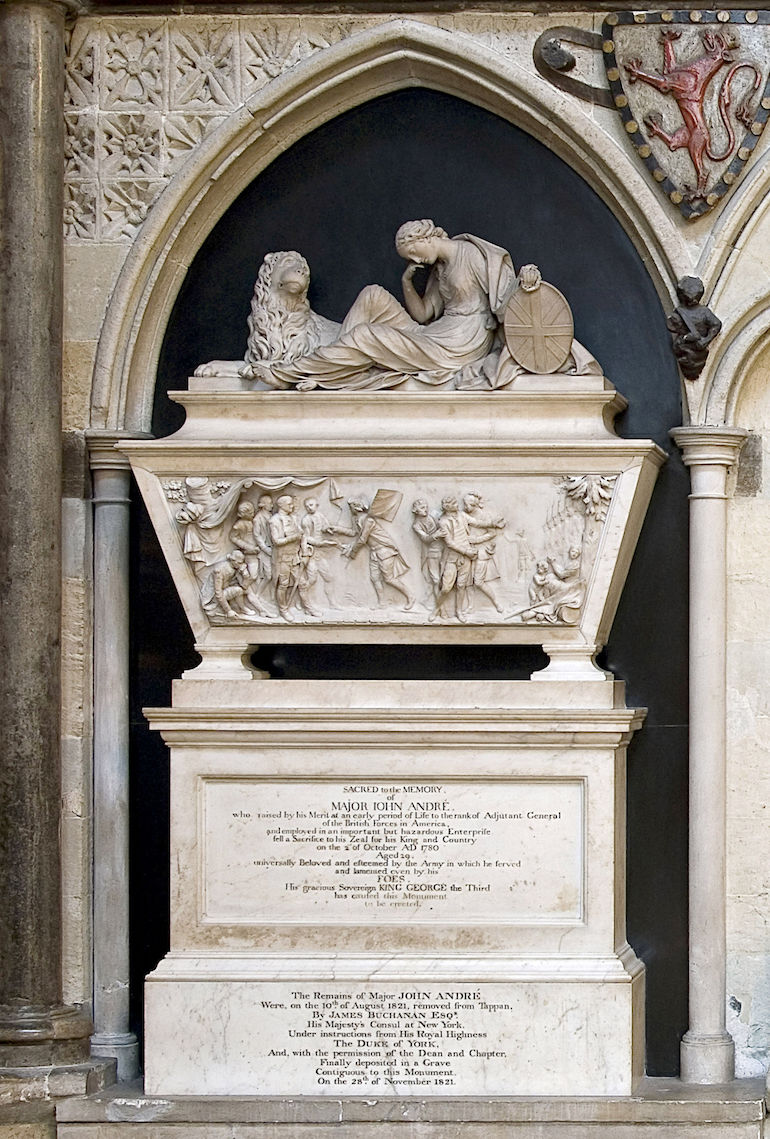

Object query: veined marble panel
[143,679,644,1097]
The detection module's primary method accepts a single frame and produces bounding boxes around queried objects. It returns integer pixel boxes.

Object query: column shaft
[88,438,142,1080]
[672,426,746,1084]
[0,0,90,1062]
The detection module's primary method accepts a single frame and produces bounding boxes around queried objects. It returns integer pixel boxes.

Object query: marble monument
[122,222,664,1097]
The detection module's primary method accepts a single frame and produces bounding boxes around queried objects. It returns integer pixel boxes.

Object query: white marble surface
[142,679,644,1096]
[201,777,584,925]
[122,385,664,666]
[145,973,643,1097]
[50,3,770,1104]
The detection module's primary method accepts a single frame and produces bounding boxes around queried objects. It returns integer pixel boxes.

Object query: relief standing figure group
[167,471,606,626]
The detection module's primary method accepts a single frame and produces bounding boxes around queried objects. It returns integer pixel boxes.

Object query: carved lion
[193,251,340,379]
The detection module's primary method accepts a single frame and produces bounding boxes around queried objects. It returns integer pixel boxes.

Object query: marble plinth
[143,679,644,1097]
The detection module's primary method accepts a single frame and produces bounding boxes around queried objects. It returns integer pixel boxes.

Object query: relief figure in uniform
[269,495,319,619]
[432,495,478,622]
[336,497,415,610]
[228,502,270,616]
[411,498,443,602]
[461,492,506,613]
[300,497,339,606]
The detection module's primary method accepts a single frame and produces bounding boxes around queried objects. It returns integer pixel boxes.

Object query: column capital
[670,426,748,469]
[86,429,152,471]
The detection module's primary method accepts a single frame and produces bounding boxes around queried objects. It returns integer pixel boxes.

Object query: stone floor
[52,1077,767,1138]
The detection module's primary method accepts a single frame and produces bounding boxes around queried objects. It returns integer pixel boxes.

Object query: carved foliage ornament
[534,11,770,219]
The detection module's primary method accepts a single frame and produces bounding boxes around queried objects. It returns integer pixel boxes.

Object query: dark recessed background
[130,87,688,1075]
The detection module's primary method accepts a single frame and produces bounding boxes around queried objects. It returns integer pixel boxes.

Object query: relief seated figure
[197,221,600,390]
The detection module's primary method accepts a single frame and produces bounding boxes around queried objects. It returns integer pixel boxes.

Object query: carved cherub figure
[667,276,721,380]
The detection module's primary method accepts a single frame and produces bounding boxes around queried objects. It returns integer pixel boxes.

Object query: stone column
[671,426,747,1085]
[0,0,91,1065]
[87,434,146,1081]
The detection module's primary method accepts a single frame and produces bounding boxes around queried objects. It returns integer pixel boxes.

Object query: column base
[0,1004,92,1067]
[0,1059,116,1105]
[534,644,613,681]
[680,1030,735,1083]
[91,1031,140,1082]
[182,645,268,680]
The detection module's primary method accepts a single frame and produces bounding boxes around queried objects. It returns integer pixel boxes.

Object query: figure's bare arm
[401,263,442,324]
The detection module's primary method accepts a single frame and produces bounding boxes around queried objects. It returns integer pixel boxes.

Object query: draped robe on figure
[269,235,516,391]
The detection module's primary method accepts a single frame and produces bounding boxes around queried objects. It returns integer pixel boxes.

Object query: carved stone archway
[89,17,689,434]
[86,15,704,1086]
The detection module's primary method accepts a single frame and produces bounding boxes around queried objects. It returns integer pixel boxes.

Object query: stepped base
[56,1078,767,1137]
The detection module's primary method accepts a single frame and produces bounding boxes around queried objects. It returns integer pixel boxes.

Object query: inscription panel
[145,977,635,1096]
[201,779,584,924]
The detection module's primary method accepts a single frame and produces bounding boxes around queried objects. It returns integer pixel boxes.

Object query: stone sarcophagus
[126,381,662,674]
[122,231,665,1097]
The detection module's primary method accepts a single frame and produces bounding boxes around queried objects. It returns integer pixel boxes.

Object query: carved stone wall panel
[64,181,98,241]
[163,113,227,175]
[240,18,305,96]
[65,23,99,108]
[101,112,163,179]
[102,22,166,111]
[60,14,639,246]
[170,21,240,112]
[64,112,97,180]
[101,180,166,242]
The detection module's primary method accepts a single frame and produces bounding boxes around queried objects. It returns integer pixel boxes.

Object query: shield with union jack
[503,283,573,375]
[602,10,770,219]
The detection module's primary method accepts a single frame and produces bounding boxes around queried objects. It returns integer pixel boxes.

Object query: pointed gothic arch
[89,17,689,433]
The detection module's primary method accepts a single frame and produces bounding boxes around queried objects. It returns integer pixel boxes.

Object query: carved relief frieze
[515,475,615,626]
[161,472,615,628]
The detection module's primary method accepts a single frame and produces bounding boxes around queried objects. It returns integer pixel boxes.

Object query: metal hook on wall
[533,26,615,108]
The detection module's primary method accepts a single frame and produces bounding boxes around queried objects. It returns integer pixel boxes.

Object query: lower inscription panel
[201,778,584,924]
[145,976,639,1095]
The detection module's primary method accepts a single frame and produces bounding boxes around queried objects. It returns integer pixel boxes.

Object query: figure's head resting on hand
[395,219,449,265]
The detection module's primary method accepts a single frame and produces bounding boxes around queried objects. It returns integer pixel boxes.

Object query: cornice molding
[86,428,153,469]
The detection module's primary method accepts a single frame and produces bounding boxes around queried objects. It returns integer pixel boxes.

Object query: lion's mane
[244,251,324,366]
